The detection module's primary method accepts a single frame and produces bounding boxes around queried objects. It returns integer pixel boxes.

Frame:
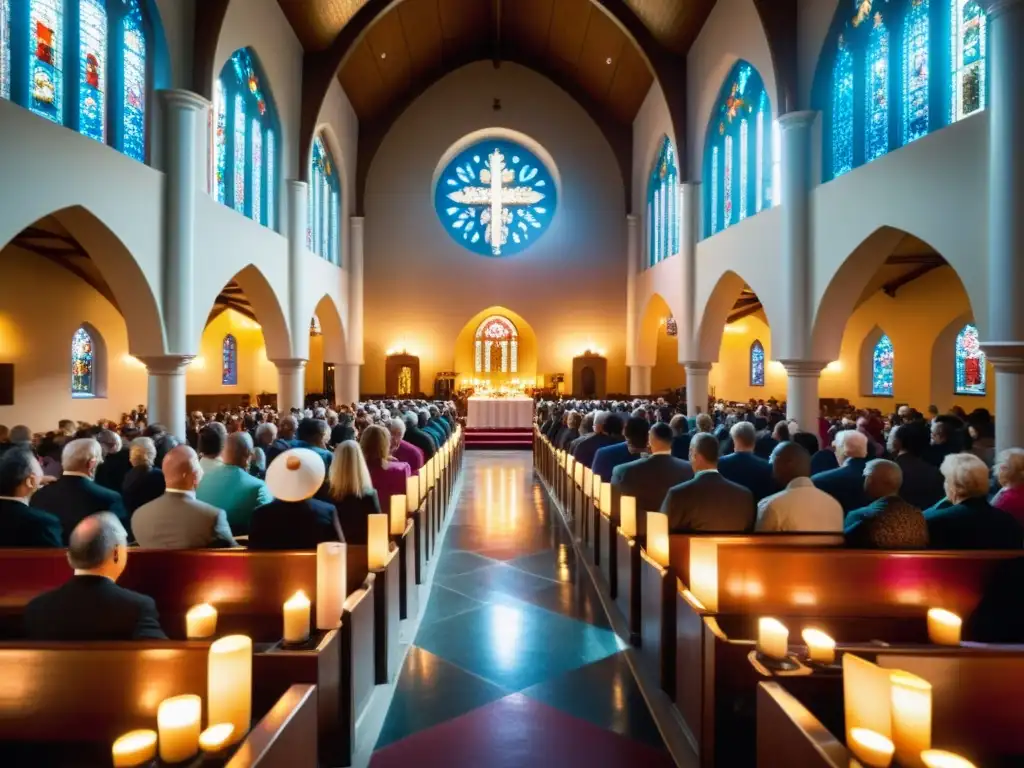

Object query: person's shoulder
[186,495,228,518]
[110,582,158,610]
[23,504,61,527]
[93,481,123,502]
[716,473,754,497]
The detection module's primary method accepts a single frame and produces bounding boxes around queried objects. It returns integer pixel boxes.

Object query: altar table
[467,396,535,429]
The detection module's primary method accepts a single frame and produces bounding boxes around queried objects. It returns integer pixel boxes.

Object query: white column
[629,366,652,396]
[288,180,310,361]
[347,217,365,366]
[782,361,827,439]
[678,182,699,362]
[335,363,361,407]
[141,355,192,439]
[275,359,307,413]
[984,345,1024,453]
[158,90,207,354]
[625,214,639,367]
[684,362,712,416]
[778,111,818,361]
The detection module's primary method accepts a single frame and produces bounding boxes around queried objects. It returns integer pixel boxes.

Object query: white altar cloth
[467,396,535,429]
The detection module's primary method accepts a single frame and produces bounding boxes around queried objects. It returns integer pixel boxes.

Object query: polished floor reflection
[370,452,673,767]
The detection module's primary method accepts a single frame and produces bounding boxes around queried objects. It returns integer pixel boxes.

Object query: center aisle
[369,451,675,767]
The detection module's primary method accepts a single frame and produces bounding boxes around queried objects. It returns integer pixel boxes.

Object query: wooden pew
[0,641,318,766]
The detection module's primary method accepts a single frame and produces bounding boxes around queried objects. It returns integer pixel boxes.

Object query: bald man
[197,433,273,535]
[756,442,844,532]
[133,446,237,549]
[844,459,929,549]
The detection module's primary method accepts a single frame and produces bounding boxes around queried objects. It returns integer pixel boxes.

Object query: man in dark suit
[812,429,870,514]
[33,438,128,543]
[661,433,755,533]
[889,422,946,509]
[753,417,778,460]
[718,421,776,502]
[573,412,625,469]
[0,448,62,547]
[404,411,437,460]
[669,414,693,461]
[556,411,581,452]
[95,429,132,493]
[25,512,167,640]
[612,423,693,539]
[593,417,649,483]
[923,417,962,468]
[845,459,929,548]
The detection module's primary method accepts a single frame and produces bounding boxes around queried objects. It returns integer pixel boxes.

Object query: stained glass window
[902,0,930,145]
[474,316,518,373]
[832,38,854,178]
[1,0,9,100]
[866,13,890,162]
[951,0,986,122]
[30,0,64,122]
[646,135,679,267]
[435,137,557,258]
[704,60,773,239]
[750,340,765,387]
[71,326,95,396]
[309,132,340,263]
[871,333,895,396]
[121,1,146,162]
[77,0,106,143]
[955,323,986,395]
[214,47,277,227]
[222,334,238,386]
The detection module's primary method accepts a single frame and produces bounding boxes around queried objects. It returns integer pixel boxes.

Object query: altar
[467,396,535,429]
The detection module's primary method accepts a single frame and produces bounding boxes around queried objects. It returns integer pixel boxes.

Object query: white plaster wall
[316,80,359,225]
[632,82,677,213]
[798,0,839,111]
[153,0,194,90]
[364,61,627,394]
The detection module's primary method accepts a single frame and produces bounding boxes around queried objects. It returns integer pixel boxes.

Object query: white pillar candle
[583,467,593,497]
[567,456,575,478]
[208,635,252,745]
[921,750,977,768]
[186,603,217,639]
[316,541,346,630]
[157,694,201,763]
[688,538,719,612]
[390,494,407,535]
[890,671,932,767]
[283,590,311,645]
[927,608,962,646]
[757,617,789,660]
[418,467,428,497]
[406,475,420,511]
[368,514,389,570]
[646,512,670,567]
[619,496,636,537]
[801,628,836,664]
[843,654,892,743]
[574,462,584,487]
[591,472,601,502]
[599,482,612,515]
[849,728,894,768]
[199,723,235,754]
[111,729,157,767]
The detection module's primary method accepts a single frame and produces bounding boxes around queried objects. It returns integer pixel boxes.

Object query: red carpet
[463,428,534,450]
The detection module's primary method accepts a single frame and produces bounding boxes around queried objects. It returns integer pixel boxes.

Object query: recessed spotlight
[380,52,387,59]
[606,57,612,65]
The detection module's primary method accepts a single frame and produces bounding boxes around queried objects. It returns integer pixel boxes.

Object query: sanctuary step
[463,428,534,450]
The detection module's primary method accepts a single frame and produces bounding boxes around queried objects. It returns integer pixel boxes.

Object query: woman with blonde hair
[121,437,165,515]
[327,440,380,544]
[359,425,411,514]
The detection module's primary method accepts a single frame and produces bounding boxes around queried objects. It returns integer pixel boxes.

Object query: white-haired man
[811,429,870,514]
[924,453,1024,549]
[33,438,128,543]
[388,417,424,472]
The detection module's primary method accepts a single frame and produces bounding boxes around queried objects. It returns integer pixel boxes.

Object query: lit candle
[619,495,636,537]
[316,541,346,630]
[111,729,157,767]
[688,539,719,612]
[368,514,389,570]
[208,635,252,745]
[418,467,428,497]
[574,462,584,487]
[428,457,436,488]
[599,482,612,515]
[283,590,311,644]
[757,617,789,660]
[646,512,670,567]
[843,654,892,744]
[801,628,836,664]
[890,671,932,767]
[186,602,218,639]
[591,472,601,502]
[567,456,575,478]
[406,475,420,511]
[583,467,593,497]
[849,728,895,768]
[920,750,977,768]
[199,723,235,754]
[927,608,962,646]
[157,694,201,763]
[390,494,407,536]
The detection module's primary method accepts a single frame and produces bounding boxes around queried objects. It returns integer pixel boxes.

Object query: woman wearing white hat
[248,449,345,550]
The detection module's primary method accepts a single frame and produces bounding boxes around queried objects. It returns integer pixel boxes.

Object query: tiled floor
[370,451,674,767]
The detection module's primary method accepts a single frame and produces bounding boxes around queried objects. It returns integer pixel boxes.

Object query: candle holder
[272,630,325,653]
[747,649,808,676]
[802,655,843,673]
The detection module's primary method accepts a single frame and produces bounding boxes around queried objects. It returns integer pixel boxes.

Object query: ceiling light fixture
[606,57,612,65]
[380,52,387,59]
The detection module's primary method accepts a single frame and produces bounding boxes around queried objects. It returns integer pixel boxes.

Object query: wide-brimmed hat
[266,448,325,502]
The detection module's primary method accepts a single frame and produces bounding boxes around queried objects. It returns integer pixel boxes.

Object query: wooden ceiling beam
[882,263,942,298]
[727,302,764,325]
[15,242,120,310]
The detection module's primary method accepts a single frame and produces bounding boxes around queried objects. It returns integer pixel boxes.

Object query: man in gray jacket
[132,446,237,549]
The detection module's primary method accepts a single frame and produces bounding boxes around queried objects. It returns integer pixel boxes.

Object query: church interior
[0,0,1022,765]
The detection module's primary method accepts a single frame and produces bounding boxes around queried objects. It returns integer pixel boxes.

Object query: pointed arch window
[955,323,986,395]
[872,334,895,396]
[474,316,518,374]
[1,0,10,100]
[308,133,341,264]
[71,326,95,396]
[78,0,106,143]
[222,334,238,386]
[646,135,678,267]
[750,340,765,387]
[902,0,930,145]
[704,60,774,239]
[950,0,986,121]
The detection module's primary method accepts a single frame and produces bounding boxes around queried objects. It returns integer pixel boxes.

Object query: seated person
[326,441,381,544]
[388,417,424,472]
[361,425,411,513]
[757,442,844,532]
[718,422,776,502]
[661,434,754,533]
[25,513,167,640]
[573,412,625,470]
[925,453,1024,549]
[293,418,333,470]
[612,422,692,540]
[844,459,928,548]
[889,422,946,509]
[197,422,227,474]
[812,430,870,514]
[249,449,345,550]
[0,447,62,547]
[593,417,649,483]
[992,448,1024,526]
[121,437,166,516]
[95,429,131,493]
[33,438,128,543]
[133,446,236,549]
[196,432,273,536]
